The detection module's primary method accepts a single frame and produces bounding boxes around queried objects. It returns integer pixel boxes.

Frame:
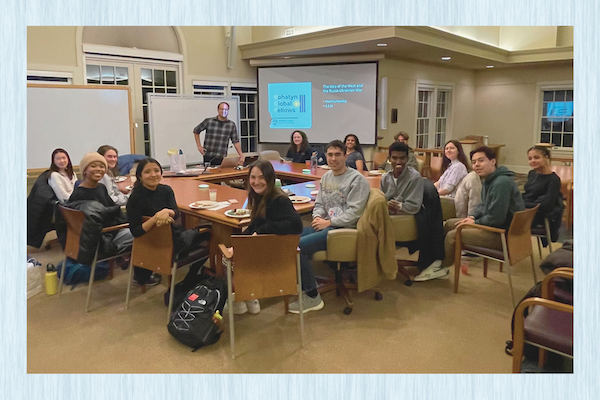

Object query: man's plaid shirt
[193,116,239,158]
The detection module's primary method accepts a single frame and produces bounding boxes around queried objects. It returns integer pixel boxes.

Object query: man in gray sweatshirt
[288,140,370,314]
[380,142,424,215]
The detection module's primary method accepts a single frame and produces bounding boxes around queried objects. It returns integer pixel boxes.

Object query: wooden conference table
[121,161,381,270]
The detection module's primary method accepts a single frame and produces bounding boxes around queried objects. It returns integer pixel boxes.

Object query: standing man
[192,102,244,166]
[435,146,525,279]
[288,140,371,314]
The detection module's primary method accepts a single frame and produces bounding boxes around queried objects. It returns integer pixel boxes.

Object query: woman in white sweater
[47,148,78,203]
[97,145,129,206]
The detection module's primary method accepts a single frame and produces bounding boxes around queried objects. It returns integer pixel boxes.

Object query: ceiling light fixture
[377,43,387,47]
[441,56,451,61]
[486,65,494,68]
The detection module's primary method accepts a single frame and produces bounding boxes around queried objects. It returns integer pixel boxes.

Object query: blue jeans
[299,226,334,292]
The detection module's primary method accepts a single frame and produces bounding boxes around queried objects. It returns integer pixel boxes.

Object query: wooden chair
[454,205,540,308]
[530,217,555,257]
[512,268,573,373]
[219,234,304,359]
[125,221,210,323]
[372,151,389,170]
[259,150,282,161]
[58,205,130,312]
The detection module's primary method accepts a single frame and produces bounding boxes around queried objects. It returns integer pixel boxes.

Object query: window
[231,83,257,153]
[416,82,452,149]
[193,81,226,96]
[140,68,178,155]
[27,70,73,85]
[539,87,573,149]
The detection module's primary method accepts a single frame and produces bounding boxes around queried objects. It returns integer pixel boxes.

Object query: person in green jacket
[418,146,525,281]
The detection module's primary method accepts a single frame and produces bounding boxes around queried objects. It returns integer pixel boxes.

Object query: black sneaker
[133,273,162,286]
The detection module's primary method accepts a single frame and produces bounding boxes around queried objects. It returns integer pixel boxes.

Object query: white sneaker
[224,300,248,314]
[413,260,448,282]
[245,299,261,314]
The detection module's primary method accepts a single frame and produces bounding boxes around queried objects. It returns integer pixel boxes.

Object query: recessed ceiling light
[377,43,387,47]
[441,56,451,61]
[486,65,494,68]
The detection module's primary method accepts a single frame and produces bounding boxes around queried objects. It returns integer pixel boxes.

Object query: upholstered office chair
[259,150,283,161]
[416,157,425,175]
[453,205,540,307]
[512,268,573,373]
[125,221,210,323]
[58,205,130,312]
[439,196,457,221]
[313,189,391,314]
[390,214,419,285]
[219,234,304,359]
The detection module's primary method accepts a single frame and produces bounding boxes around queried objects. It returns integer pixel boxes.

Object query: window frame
[415,80,454,149]
[231,82,258,155]
[534,81,574,154]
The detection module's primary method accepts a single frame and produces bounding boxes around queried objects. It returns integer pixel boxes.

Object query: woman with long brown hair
[434,139,470,197]
[229,159,303,315]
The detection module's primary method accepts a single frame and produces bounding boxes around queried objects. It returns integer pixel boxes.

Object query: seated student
[97,145,129,206]
[290,140,370,314]
[126,158,209,287]
[285,131,316,164]
[435,146,525,280]
[522,146,564,242]
[379,142,424,215]
[380,131,419,172]
[48,148,78,203]
[344,134,368,171]
[227,159,305,315]
[434,140,469,197]
[68,153,147,280]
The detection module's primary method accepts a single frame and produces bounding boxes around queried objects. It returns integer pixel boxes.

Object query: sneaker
[224,300,248,315]
[133,273,162,286]
[413,261,448,282]
[288,293,324,314]
[245,299,261,314]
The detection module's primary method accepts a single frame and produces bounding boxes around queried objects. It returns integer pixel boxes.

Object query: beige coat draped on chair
[357,188,398,291]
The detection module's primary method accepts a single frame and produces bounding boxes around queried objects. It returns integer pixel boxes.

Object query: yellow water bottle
[45,263,58,296]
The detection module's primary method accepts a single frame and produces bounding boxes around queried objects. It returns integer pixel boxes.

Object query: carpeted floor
[27,230,571,374]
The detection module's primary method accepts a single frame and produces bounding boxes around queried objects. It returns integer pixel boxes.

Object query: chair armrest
[101,223,129,233]
[218,244,233,260]
[327,229,357,262]
[541,268,573,299]
[198,227,211,235]
[456,223,505,235]
[389,215,418,242]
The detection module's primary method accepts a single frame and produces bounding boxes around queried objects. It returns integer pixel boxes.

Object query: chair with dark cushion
[454,205,540,307]
[512,268,573,373]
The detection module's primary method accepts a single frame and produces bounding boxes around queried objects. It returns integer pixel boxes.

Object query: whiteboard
[27,85,133,171]
[148,94,240,168]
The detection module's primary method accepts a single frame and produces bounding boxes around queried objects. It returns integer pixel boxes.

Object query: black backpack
[167,276,227,351]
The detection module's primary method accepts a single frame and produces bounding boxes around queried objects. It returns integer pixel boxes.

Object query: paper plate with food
[115,176,127,183]
[189,200,218,210]
[289,196,312,204]
[224,208,252,218]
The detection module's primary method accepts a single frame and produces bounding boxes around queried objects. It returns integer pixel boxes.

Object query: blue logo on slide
[268,82,312,129]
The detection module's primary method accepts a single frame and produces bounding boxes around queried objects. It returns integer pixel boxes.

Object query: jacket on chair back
[356,188,398,292]
[56,200,125,265]
[27,170,58,248]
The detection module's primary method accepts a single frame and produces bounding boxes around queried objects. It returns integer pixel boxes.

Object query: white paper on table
[205,201,231,211]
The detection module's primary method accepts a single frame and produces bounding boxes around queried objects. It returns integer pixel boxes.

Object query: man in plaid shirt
[192,102,244,166]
